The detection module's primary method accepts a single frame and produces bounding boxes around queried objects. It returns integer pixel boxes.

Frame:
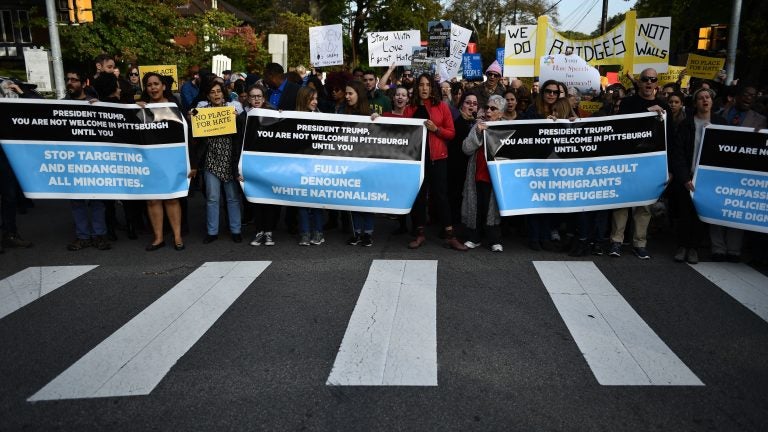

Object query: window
[1,10,15,43]
[17,10,31,43]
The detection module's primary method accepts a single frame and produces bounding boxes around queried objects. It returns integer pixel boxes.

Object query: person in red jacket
[404,73,467,250]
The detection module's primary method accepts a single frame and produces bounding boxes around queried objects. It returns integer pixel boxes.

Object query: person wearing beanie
[477,60,505,107]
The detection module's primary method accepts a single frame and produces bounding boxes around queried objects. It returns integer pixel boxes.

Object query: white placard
[23,48,52,92]
[539,54,601,95]
[309,24,343,67]
[633,17,671,74]
[437,23,472,80]
[504,25,537,77]
[367,30,421,67]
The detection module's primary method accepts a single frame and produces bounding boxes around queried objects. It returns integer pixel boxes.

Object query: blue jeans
[298,208,324,234]
[204,170,241,235]
[70,200,107,239]
[351,212,374,234]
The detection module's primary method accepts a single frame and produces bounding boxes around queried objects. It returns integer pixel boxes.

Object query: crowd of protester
[1,54,767,266]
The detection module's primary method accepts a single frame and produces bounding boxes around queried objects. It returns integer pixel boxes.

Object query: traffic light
[697,24,727,51]
[68,0,93,24]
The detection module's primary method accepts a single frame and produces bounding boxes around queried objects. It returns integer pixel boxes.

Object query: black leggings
[412,158,451,229]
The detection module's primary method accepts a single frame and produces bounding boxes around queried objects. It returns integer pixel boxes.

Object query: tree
[268,11,321,69]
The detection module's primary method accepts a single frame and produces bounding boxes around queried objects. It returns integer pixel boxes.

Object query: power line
[568,0,601,33]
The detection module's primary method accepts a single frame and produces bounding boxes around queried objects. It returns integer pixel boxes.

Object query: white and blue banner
[240,109,426,214]
[0,99,190,199]
[484,112,668,216]
[691,125,768,233]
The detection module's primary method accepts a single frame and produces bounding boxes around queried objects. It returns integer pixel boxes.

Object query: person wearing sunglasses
[127,66,141,96]
[476,60,505,108]
[607,68,670,260]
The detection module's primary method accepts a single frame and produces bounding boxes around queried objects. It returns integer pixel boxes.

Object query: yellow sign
[685,54,725,80]
[137,65,179,91]
[579,101,603,116]
[191,106,237,138]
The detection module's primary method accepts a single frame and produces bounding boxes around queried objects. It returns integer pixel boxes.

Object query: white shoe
[250,231,264,246]
[464,240,481,249]
[491,244,503,252]
[264,231,275,246]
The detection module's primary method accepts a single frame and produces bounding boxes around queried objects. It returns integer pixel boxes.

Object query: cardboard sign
[191,106,236,137]
[436,23,472,80]
[685,54,725,79]
[367,30,421,67]
[633,17,672,74]
[138,65,179,91]
[504,25,537,77]
[309,24,344,67]
[540,54,601,95]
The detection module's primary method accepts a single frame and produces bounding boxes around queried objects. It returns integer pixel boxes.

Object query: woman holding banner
[295,86,326,246]
[461,94,505,252]
[670,87,726,264]
[139,72,193,251]
[197,80,244,244]
[404,73,466,251]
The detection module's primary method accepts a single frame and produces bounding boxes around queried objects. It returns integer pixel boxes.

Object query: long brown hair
[344,80,370,115]
[534,79,563,116]
[409,73,441,106]
[296,86,318,112]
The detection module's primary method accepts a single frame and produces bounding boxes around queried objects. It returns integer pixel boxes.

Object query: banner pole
[534,15,548,77]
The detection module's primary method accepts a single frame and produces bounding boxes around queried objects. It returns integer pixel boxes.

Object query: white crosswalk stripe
[326,260,438,386]
[28,261,270,401]
[689,262,768,323]
[0,266,98,320]
[534,261,704,386]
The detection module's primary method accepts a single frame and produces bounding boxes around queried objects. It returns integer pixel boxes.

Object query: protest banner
[483,112,667,215]
[411,46,433,77]
[309,24,344,67]
[0,99,190,199]
[138,65,179,91]
[436,23,471,80]
[367,30,421,66]
[685,54,725,79]
[427,20,451,59]
[504,25,537,77]
[191,106,237,137]
[691,125,768,233]
[462,53,483,80]
[539,54,601,95]
[240,109,426,214]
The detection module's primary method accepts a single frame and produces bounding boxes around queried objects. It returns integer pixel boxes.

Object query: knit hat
[486,60,502,75]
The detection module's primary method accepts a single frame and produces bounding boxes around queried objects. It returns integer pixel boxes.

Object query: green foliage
[268,11,321,69]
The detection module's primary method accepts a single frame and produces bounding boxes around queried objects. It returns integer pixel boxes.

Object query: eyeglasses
[484,105,500,111]
[402,73,412,78]
[639,76,658,83]
[487,73,500,78]
[542,88,559,95]
[249,94,264,99]
[129,72,139,77]
[464,100,478,106]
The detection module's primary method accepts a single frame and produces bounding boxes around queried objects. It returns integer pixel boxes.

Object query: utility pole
[601,0,609,34]
[45,0,65,99]
[725,0,742,85]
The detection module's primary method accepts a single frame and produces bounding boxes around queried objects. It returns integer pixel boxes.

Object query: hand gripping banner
[484,112,668,216]
[692,125,768,233]
[240,109,426,214]
[0,99,190,199]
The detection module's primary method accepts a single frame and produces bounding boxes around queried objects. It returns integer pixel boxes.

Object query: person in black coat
[262,62,300,111]
[669,87,726,264]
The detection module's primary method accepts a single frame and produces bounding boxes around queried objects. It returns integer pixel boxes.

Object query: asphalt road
[1,197,767,431]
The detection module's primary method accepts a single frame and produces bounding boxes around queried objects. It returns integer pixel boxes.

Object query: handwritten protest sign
[138,65,179,91]
[436,23,471,80]
[504,25,537,77]
[686,54,725,79]
[367,30,421,67]
[309,24,344,67]
[633,17,672,73]
[540,54,601,95]
[191,106,236,137]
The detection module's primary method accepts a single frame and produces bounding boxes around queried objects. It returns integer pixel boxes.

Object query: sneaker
[310,232,325,245]
[250,231,265,246]
[464,240,481,249]
[360,233,373,247]
[298,233,310,246]
[264,232,275,246]
[609,242,622,257]
[633,246,650,259]
[673,247,686,263]
[550,230,561,242]
[490,243,503,252]
[347,233,361,246]
[686,248,699,264]
[92,235,111,251]
[3,232,32,248]
[67,238,91,251]
[591,242,605,256]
